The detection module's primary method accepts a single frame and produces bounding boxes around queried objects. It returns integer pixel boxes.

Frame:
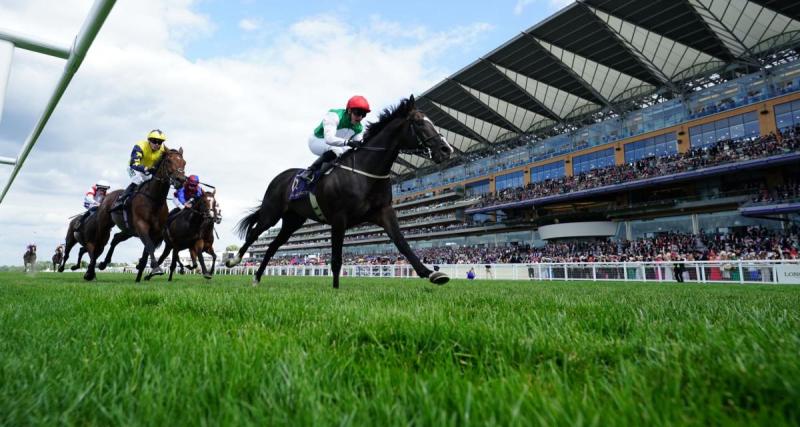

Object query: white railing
[60,260,800,284]
[206,260,798,284]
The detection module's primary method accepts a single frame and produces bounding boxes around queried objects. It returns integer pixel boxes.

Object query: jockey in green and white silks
[299,95,370,183]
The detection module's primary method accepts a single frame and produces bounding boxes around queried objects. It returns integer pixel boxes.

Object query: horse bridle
[404,117,445,159]
[152,152,185,188]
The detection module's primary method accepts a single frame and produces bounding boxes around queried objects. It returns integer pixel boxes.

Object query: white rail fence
[89,260,800,284]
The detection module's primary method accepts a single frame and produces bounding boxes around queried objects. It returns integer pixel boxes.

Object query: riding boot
[299,151,337,183]
[112,183,136,212]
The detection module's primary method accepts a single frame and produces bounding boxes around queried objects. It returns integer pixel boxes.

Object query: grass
[0,272,799,426]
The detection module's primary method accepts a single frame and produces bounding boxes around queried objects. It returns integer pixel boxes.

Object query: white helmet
[96,180,111,190]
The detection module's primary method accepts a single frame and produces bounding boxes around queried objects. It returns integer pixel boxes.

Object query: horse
[226,95,453,288]
[23,246,37,273]
[84,149,187,281]
[51,246,64,271]
[151,189,221,281]
[57,215,90,272]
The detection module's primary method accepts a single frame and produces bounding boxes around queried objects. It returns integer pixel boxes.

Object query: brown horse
[152,189,220,281]
[23,245,37,273]
[85,148,187,281]
[227,96,453,288]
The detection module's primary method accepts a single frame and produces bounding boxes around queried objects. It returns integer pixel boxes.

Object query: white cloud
[238,18,260,32]
[0,1,491,267]
[514,0,573,15]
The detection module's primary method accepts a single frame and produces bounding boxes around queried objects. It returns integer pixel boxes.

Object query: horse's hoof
[144,275,152,281]
[70,265,80,271]
[57,266,64,273]
[179,269,185,275]
[150,267,164,276]
[226,257,241,268]
[251,277,260,287]
[83,272,95,281]
[429,271,449,285]
[97,262,107,271]
[203,274,213,280]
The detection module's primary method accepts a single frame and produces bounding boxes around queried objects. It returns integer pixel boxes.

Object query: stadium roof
[394,0,800,177]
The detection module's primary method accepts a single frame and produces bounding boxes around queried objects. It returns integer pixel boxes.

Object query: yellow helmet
[147,129,167,142]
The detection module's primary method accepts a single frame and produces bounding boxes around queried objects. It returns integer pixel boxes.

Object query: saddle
[289,162,335,201]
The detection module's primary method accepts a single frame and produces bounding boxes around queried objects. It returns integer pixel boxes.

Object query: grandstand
[250,0,800,267]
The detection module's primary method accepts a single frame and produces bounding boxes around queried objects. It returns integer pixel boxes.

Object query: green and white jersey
[312,109,364,146]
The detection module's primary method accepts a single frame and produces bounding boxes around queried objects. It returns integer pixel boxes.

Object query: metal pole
[0,28,71,59]
[0,156,15,166]
[0,0,116,205]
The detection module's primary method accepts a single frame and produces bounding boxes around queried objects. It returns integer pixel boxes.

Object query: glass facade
[774,99,800,131]
[530,161,565,183]
[573,148,615,175]
[688,111,759,148]
[495,171,524,192]
[465,180,490,197]
[624,133,678,163]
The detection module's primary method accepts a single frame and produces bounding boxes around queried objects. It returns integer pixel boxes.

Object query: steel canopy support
[0,0,116,205]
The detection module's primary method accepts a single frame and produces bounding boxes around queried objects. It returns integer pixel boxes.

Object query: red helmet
[346,95,370,113]
[186,175,199,187]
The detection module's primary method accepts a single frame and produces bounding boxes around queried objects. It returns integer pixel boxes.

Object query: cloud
[0,1,491,266]
[238,17,261,32]
[514,0,573,15]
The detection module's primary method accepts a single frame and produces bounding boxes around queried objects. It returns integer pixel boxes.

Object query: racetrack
[1,273,798,426]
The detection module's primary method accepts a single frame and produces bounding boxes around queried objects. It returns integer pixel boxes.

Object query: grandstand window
[775,100,800,131]
[573,148,615,175]
[495,171,524,192]
[629,215,692,239]
[465,180,490,197]
[689,111,759,149]
[530,161,565,183]
[623,133,677,163]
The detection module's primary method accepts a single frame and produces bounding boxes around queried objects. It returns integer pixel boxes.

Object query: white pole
[0,28,70,59]
[0,0,117,205]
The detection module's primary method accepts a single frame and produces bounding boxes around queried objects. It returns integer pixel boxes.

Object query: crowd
[263,227,799,265]
[752,179,800,204]
[474,132,800,209]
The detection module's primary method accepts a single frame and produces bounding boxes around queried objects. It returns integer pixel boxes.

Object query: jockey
[80,179,111,225]
[84,180,111,211]
[298,95,370,183]
[112,129,167,211]
[173,175,204,210]
[27,243,36,252]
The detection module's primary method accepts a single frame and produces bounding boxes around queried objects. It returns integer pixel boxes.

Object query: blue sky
[0,0,571,266]
[184,0,562,70]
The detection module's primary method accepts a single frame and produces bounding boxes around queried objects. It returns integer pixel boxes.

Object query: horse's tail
[235,205,262,239]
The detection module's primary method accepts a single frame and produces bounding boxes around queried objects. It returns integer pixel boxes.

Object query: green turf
[0,272,798,426]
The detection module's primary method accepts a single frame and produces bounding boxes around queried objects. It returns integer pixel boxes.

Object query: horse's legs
[253,214,305,284]
[330,226,345,289]
[373,207,448,285]
[83,243,99,281]
[168,248,179,281]
[207,248,217,275]
[135,249,148,283]
[194,243,211,279]
[98,231,133,270]
[71,247,87,271]
[60,239,77,272]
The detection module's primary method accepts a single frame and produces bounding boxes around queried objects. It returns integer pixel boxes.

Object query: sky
[0,0,572,266]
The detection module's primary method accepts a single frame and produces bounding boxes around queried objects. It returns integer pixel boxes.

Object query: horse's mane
[362,97,415,142]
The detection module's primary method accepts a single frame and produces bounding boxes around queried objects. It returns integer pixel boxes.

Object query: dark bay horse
[23,246,37,273]
[58,215,91,272]
[227,95,453,288]
[84,149,187,281]
[152,189,220,281]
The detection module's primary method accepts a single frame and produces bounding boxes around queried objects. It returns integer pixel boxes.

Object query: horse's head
[156,148,187,188]
[401,95,453,163]
[197,190,221,224]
